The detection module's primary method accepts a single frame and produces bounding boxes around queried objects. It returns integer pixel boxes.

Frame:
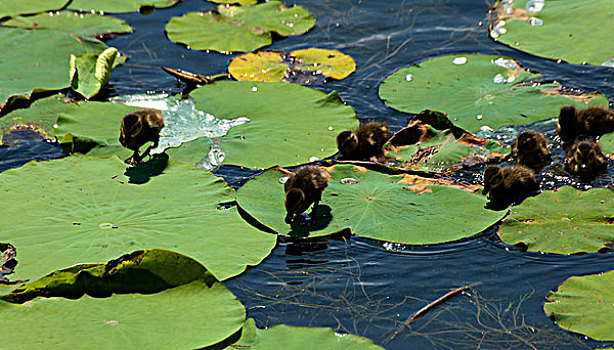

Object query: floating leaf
[0,96,67,144]
[237,165,505,241]
[490,0,614,66]
[599,133,614,157]
[228,48,355,82]
[165,1,315,53]
[208,0,257,5]
[68,0,179,13]
[70,47,119,99]
[0,0,68,19]
[497,186,614,254]
[236,318,384,349]
[378,54,608,133]
[0,155,276,282]
[544,269,614,341]
[2,11,133,39]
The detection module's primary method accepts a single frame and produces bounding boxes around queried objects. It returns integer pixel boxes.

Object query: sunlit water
[1,0,613,348]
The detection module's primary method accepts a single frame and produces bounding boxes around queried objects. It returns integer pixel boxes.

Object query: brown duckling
[510,130,551,171]
[482,165,539,208]
[283,165,331,224]
[556,105,614,142]
[119,109,164,165]
[337,121,391,161]
[564,140,607,179]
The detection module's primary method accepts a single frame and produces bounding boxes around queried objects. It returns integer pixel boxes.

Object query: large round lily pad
[599,133,614,156]
[236,165,505,241]
[68,0,179,13]
[1,155,276,282]
[165,1,315,53]
[0,0,68,19]
[497,186,614,254]
[378,54,608,133]
[544,269,614,341]
[490,0,614,66]
[185,81,358,169]
[236,318,384,349]
[0,28,113,110]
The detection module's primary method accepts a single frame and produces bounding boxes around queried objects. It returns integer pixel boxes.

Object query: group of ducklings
[118,105,612,224]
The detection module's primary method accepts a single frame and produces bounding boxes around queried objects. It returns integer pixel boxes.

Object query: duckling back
[511,130,551,171]
[557,105,614,141]
[120,109,164,150]
[337,121,390,161]
[285,165,331,195]
[483,165,538,207]
[564,140,607,178]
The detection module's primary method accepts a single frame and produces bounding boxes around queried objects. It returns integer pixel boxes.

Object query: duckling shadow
[124,153,169,184]
[287,205,333,238]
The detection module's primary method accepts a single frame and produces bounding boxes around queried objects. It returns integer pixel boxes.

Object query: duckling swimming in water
[283,165,331,225]
[564,140,607,179]
[119,109,164,165]
[482,165,539,208]
[337,121,391,161]
[556,105,614,142]
[511,130,551,171]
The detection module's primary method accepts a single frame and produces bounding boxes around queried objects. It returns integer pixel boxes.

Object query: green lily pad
[68,0,179,13]
[209,0,257,5]
[0,0,68,19]
[1,155,276,282]
[228,48,356,82]
[0,96,67,144]
[378,54,609,133]
[236,164,505,241]
[544,269,614,341]
[599,133,614,155]
[236,318,384,349]
[1,11,133,38]
[183,81,358,169]
[0,28,114,111]
[70,47,118,99]
[165,1,315,53]
[490,0,614,66]
[497,186,614,254]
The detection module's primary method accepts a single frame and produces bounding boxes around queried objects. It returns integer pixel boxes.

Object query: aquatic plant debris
[70,47,119,99]
[544,269,614,341]
[68,0,180,13]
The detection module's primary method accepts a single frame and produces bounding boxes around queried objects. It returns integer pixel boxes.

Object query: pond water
[2,0,613,348]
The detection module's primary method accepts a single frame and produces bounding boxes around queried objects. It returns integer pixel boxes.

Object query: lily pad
[599,133,614,156]
[490,0,614,66]
[0,155,276,282]
[544,269,614,341]
[0,96,67,144]
[184,81,358,169]
[228,48,356,82]
[68,0,179,13]
[0,0,68,19]
[0,28,114,111]
[1,11,133,39]
[236,165,505,241]
[497,186,614,254]
[209,0,257,5]
[236,318,384,349]
[70,47,118,99]
[165,1,315,53]
[378,54,609,133]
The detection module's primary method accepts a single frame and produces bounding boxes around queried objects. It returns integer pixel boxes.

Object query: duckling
[556,105,614,142]
[337,121,391,161]
[482,165,539,208]
[119,109,164,165]
[283,165,331,225]
[564,140,607,179]
[510,130,551,171]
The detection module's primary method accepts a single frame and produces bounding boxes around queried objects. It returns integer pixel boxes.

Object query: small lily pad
[165,1,315,53]
[544,269,614,341]
[598,133,614,156]
[497,186,614,254]
[208,0,257,5]
[0,1,68,19]
[68,0,180,13]
[379,54,608,133]
[70,47,119,99]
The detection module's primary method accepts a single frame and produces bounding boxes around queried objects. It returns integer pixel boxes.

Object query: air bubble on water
[600,58,614,67]
[526,17,543,26]
[492,57,516,69]
[404,74,414,82]
[197,143,225,172]
[480,125,494,132]
[452,57,467,65]
[476,115,483,120]
[525,0,545,13]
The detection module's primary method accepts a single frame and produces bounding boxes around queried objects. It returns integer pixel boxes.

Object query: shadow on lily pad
[124,153,169,184]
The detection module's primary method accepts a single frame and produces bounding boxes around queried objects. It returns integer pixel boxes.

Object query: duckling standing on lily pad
[556,105,614,142]
[280,165,331,225]
[482,165,540,208]
[511,130,551,171]
[337,121,391,161]
[119,109,164,165]
[564,140,608,179]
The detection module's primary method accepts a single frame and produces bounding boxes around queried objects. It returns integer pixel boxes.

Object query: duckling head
[119,113,143,150]
[336,130,358,157]
[556,105,577,138]
[285,188,306,223]
[516,131,538,151]
[570,141,603,175]
[482,165,504,195]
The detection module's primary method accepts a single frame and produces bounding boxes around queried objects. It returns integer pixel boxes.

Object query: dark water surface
[3,0,614,348]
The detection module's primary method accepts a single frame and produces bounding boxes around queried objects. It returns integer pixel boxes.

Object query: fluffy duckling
[337,121,391,161]
[556,105,614,141]
[119,109,164,165]
[564,140,607,178]
[283,165,331,225]
[482,165,539,208]
[511,130,551,171]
